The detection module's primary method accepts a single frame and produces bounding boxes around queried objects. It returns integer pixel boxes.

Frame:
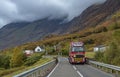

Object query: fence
[89,60,120,77]
[13,59,57,77]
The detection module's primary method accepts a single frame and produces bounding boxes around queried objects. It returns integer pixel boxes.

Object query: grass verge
[0,57,52,77]
[86,52,95,59]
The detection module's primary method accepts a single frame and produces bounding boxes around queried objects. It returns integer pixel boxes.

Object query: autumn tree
[10,47,26,68]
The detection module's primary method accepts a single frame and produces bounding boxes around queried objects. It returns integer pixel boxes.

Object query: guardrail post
[111,69,113,74]
[105,67,108,72]
[115,71,119,77]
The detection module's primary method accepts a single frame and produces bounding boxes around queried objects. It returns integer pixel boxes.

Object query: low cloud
[0,0,106,28]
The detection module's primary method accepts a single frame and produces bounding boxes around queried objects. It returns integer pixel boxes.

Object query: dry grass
[86,52,95,59]
[1,58,52,77]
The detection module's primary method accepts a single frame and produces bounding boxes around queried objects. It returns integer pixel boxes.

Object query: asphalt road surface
[47,57,115,77]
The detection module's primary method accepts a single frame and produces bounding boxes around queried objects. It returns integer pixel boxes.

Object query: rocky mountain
[0,19,68,49]
[0,0,120,50]
[67,0,120,32]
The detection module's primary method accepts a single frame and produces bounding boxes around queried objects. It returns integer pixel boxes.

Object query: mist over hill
[0,0,120,50]
[0,0,106,28]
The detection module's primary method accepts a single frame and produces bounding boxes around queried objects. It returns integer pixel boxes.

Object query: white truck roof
[71,42,84,47]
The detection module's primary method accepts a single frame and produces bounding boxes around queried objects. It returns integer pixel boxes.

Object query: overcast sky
[0,0,106,28]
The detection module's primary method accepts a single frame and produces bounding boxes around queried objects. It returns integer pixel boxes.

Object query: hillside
[0,0,120,50]
[67,0,120,32]
[0,19,68,49]
[0,9,120,77]
[18,8,120,52]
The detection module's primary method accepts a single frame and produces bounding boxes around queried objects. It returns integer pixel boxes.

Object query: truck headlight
[73,55,76,57]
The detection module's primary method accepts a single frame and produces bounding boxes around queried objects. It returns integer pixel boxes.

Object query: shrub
[93,26,107,33]
[0,55,10,69]
[94,51,104,62]
[95,42,120,66]
[24,54,42,66]
[0,67,24,77]
[62,49,68,56]
[107,23,119,31]
[103,42,119,64]
[113,30,120,43]
[10,47,26,68]
[85,39,94,44]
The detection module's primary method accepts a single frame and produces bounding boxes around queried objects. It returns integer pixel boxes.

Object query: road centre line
[73,65,84,77]
[73,66,77,70]
[77,71,84,77]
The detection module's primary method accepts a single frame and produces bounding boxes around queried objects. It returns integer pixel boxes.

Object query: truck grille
[76,55,84,58]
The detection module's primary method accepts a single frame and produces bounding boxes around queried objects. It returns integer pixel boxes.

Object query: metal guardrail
[13,59,57,77]
[89,60,120,77]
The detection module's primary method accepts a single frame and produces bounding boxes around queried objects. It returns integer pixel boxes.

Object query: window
[71,46,85,52]
[37,49,41,51]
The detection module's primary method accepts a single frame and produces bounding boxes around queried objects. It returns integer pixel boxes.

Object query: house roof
[94,45,105,48]
[35,46,44,49]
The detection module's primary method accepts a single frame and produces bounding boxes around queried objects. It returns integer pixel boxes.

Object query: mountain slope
[0,18,69,49]
[67,0,120,32]
[0,0,120,50]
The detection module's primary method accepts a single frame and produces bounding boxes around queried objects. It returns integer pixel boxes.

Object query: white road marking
[77,71,84,77]
[73,66,77,70]
[72,65,84,77]
[47,63,59,77]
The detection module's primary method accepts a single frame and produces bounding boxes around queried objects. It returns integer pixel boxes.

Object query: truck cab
[69,42,86,64]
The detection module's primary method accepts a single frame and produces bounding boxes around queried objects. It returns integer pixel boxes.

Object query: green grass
[0,57,52,77]
[86,52,95,59]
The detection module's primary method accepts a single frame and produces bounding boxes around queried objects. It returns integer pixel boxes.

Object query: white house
[94,45,107,52]
[24,50,34,55]
[34,46,45,52]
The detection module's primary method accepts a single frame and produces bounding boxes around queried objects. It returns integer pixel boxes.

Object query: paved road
[75,64,114,77]
[47,57,115,77]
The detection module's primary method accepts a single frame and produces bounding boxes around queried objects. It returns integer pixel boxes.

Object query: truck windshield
[72,46,84,52]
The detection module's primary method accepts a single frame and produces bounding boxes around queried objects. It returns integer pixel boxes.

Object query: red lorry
[69,42,86,64]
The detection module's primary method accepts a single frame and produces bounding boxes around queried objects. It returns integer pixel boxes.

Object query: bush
[94,51,104,62]
[62,49,68,56]
[0,55,10,69]
[0,67,24,77]
[107,22,120,30]
[113,30,120,43]
[95,42,120,66]
[107,23,119,31]
[10,47,26,68]
[24,54,42,66]
[93,26,107,33]
[48,49,56,55]
[85,39,94,44]
[103,42,119,64]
